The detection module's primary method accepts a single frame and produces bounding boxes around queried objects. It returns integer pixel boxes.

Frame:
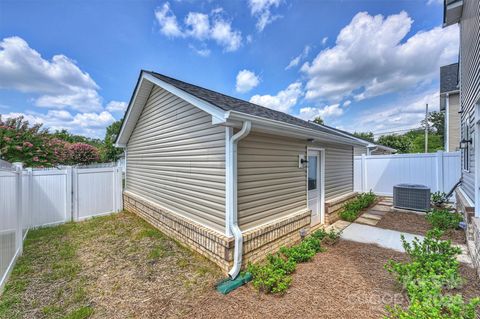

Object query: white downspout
[226,120,251,279]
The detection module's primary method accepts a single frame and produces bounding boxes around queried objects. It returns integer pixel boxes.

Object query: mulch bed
[375,211,466,244]
[186,240,480,319]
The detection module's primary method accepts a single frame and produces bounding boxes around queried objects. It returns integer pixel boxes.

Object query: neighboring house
[440,63,460,152]
[115,70,366,277]
[353,143,397,156]
[444,0,480,270]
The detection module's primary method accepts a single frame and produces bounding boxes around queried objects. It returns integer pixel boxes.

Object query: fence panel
[0,167,21,292]
[354,151,461,196]
[23,168,71,229]
[73,167,123,221]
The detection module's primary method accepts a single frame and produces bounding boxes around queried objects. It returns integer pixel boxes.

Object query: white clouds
[0,36,125,138]
[106,101,128,113]
[298,104,344,121]
[321,37,328,45]
[210,18,242,52]
[0,36,102,112]
[154,2,242,52]
[248,0,283,31]
[1,109,115,138]
[188,44,211,57]
[236,69,260,93]
[285,45,311,70]
[301,11,459,103]
[352,90,440,134]
[250,82,303,113]
[185,12,210,39]
[154,2,184,37]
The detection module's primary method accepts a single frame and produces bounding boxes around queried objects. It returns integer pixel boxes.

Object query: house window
[462,118,470,171]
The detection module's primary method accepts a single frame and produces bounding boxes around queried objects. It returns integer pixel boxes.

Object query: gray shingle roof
[146,70,352,140]
[440,63,459,93]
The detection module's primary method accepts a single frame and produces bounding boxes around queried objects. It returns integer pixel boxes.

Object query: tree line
[0,116,123,167]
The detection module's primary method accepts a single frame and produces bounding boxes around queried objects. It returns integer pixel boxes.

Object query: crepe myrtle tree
[0,115,102,167]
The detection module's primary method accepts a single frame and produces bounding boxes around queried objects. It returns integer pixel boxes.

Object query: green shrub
[386,229,463,290]
[311,229,341,245]
[267,254,296,274]
[247,262,292,294]
[426,209,463,231]
[385,229,479,318]
[280,237,321,263]
[339,191,377,222]
[431,191,448,207]
[248,229,337,294]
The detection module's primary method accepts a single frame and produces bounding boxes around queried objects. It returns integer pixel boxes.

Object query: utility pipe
[226,120,251,279]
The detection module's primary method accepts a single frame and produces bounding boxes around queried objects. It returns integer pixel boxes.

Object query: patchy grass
[0,211,222,319]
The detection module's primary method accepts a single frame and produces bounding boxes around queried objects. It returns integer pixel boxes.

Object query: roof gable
[116,70,366,147]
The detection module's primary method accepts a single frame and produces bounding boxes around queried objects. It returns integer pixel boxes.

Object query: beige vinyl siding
[237,133,307,230]
[126,85,226,233]
[448,94,461,152]
[354,146,367,156]
[320,143,354,200]
[459,0,480,202]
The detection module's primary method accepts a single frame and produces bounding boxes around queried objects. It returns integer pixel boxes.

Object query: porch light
[460,138,472,149]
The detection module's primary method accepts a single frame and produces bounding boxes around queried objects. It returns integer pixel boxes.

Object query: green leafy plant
[431,191,448,207]
[248,227,342,294]
[311,229,341,245]
[426,209,463,231]
[385,230,479,318]
[339,191,377,222]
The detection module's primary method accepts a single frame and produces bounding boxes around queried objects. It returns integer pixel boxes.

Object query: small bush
[280,237,321,263]
[431,191,448,207]
[248,228,339,294]
[247,262,292,294]
[426,209,463,231]
[339,191,377,222]
[385,229,479,319]
[311,229,341,245]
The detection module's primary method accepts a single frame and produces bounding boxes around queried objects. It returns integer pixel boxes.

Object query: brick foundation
[455,189,480,277]
[324,192,358,225]
[124,191,311,274]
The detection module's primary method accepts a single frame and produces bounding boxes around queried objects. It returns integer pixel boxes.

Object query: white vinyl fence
[1,162,123,293]
[354,151,461,196]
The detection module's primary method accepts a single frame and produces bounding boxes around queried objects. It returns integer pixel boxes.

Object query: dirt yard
[375,211,466,244]
[1,212,478,319]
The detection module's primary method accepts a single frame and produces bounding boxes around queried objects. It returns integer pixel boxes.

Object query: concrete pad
[341,223,418,252]
[371,205,391,212]
[367,210,388,216]
[361,213,383,220]
[341,223,471,264]
[326,220,351,232]
[355,217,378,226]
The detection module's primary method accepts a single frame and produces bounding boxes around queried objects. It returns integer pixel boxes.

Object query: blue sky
[0,0,458,138]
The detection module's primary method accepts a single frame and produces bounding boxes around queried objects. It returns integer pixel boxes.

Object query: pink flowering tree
[69,143,100,165]
[0,116,101,167]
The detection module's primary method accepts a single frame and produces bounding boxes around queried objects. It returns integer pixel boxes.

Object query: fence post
[26,168,33,233]
[361,154,367,193]
[72,167,78,221]
[436,150,444,193]
[13,163,23,255]
[65,166,73,222]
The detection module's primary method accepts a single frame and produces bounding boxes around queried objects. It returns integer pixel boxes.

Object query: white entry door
[307,150,323,225]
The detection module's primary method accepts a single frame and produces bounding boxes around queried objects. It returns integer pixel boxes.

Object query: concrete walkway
[355,197,392,226]
[339,222,472,265]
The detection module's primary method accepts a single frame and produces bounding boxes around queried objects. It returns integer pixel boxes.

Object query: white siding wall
[126,86,226,232]
[459,0,480,202]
